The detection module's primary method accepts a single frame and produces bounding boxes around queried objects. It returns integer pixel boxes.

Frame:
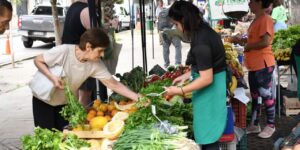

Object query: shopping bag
[29,66,65,101]
[103,42,122,75]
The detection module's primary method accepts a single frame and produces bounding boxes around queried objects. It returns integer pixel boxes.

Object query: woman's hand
[164,86,182,96]
[173,71,190,85]
[51,75,64,90]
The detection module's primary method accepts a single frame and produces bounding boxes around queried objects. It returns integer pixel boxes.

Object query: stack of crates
[232,98,247,150]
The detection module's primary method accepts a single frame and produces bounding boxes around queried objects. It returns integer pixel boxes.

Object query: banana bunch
[229,76,238,94]
[225,50,238,61]
[228,59,244,78]
[224,42,234,51]
[274,48,292,61]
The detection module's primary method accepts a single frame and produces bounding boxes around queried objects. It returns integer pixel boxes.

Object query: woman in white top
[32,28,139,130]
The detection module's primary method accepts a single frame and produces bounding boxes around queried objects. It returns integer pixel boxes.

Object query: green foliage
[60,82,87,128]
[273,25,300,50]
[21,127,90,150]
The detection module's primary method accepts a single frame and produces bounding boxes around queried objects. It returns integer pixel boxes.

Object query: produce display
[272,25,300,62]
[21,127,90,150]
[21,66,200,150]
[224,42,244,94]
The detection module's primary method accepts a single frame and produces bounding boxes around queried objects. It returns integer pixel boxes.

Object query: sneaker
[258,126,275,138]
[246,125,261,134]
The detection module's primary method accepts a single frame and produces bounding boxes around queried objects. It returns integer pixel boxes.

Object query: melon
[103,120,125,140]
[114,102,135,111]
[111,112,129,121]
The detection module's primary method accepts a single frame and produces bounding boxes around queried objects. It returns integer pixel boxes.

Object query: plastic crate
[231,98,247,128]
[237,134,247,150]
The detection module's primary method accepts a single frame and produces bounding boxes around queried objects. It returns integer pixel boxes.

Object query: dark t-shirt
[186,24,226,74]
[62,2,87,44]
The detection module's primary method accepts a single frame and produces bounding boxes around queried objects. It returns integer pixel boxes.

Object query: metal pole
[129,0,134,69]
[151,0,154,59]
[139,0,148,73]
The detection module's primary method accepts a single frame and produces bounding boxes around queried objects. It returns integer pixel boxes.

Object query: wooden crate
[283,96,300,116]
[63,129,105,139]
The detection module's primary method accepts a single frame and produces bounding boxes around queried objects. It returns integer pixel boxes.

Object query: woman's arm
[100,77,139,101]
[34,55,64,89]
[245,33,271,52]
[165,68,213,96]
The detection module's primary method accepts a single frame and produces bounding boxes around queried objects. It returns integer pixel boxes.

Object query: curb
[0,56,36,67]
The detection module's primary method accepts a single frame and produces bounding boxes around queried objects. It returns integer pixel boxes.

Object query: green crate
[237,134,247,150]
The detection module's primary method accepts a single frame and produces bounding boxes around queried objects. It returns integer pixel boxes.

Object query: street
[0,29,190,149]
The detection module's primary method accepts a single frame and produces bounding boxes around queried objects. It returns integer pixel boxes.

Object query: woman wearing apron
[164,1,227,150]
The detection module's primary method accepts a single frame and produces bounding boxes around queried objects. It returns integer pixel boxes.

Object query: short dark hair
[168,0,207,36]
[273,0,282,8]
[0,0,12,16]
[255,0,273,9]
[79,28,110,50]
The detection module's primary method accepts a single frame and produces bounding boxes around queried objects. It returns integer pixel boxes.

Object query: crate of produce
[283,96,300,116]
[237,134,247,150]
[231,98,247,128]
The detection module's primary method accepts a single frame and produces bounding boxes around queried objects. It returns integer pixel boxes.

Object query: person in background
[265,2,273,14]
[164,1,227,149]
[33,29,140,130]
[0,0,12,34]
[158,0,182,68]
[240,0,276,139]
[155,0,164,30]
[62,0,109,107]
[271,0,288,32]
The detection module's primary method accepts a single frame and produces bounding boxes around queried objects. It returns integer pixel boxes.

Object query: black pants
[202,142,220,150]
[32,97,68,131]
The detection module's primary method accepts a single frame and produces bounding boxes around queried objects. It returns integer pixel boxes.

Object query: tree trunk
[51,0,62,45]
[290,0,300,25]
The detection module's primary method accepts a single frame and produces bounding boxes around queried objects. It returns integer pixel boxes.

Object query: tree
[50,0,61,45]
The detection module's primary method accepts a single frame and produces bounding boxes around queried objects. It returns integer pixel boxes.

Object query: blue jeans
[274,22,287,32]
[162,33,182,68]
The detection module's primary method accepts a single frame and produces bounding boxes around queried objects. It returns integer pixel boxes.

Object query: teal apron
[191,70,227,144]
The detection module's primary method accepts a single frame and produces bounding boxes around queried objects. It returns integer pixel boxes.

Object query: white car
[114,5,135,32]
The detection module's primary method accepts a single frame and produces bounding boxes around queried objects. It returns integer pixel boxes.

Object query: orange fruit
[97,111,104,116]
[94,99,101,104]
[99,104,108,112]
[87,113,95,122]
[105,115,112,121]
[111,110,119,116]
[109,100,115,105]
[107,105,116,112]
[88,109,97,116]
[92,102,100,109]
[119,100,127,105]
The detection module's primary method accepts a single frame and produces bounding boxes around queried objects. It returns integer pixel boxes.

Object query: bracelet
[180,87,185,96]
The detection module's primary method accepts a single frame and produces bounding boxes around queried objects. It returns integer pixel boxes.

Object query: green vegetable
[112,66,146,101]
[21,127,90,150]
[60,82,87,128]
[113,127,187,150]
[273,25,300,50]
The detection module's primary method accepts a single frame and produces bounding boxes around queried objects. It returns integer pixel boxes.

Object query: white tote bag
[29,54,67,102]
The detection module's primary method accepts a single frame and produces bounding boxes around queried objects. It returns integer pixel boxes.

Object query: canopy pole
[151,0,154,59]
[139,0,148,73]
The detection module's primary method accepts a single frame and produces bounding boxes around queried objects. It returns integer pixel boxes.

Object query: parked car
[114,4,135,32]
[18,4,68,48]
